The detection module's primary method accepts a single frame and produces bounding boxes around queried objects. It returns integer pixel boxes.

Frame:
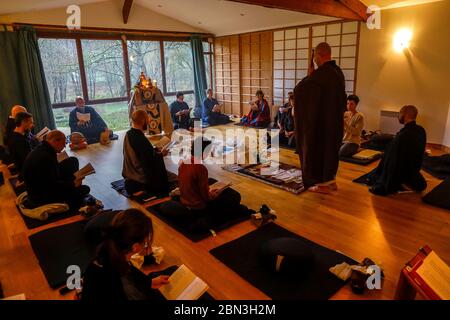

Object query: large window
[164,41,194,93]
[39,39,82,104]
[127,40,162,88]
[82,40,127,100]
[38,35,211,131]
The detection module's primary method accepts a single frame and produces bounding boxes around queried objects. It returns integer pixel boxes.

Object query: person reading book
[3,105,39,148]
[7,112,34,178]
[122,110,175,196]
[178,137,242,218]
[82,209,177,301]
[340,95,364,158]
[273,92,295,148]
[23,130,90,209]
[170,92,191,130]
[368,105,427,195]
[69,96,111,144]
[202,89,231,126]
[240,90,271,128]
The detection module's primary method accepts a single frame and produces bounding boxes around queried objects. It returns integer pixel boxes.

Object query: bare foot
[308,185,331,194]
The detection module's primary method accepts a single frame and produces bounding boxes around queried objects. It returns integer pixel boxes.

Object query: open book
[56,151,69,163]
[154,136,176,152]
[415,251,450,299]
[209,181,232,194]
[35,127,50,140]
[352,149,382,160]
[74,163,95,180]
[76,112,91,122]
[159,264,208,300]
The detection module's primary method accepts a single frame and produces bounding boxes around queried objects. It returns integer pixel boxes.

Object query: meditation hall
[0,0,449,309]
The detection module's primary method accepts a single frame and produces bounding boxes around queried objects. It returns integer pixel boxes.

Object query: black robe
[370,121,427,195]
[294,60,347,187]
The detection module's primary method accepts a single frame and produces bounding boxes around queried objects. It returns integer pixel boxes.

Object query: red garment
[178,157,210,210]
[245,99,271,127]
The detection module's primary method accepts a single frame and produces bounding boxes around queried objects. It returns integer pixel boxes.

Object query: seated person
[23,130,90,209]
[241,90,271,127]
[69,97,110,144]
[368,105,427,196]
[7,112,34,178]
[170,92,191,130]
[340,95,364,158]
[202,89,231,125]
[81,208,174,301]
[178,137,242,223]
[122,110,172,196]
[3,105,39,148]
[273,92,295,148]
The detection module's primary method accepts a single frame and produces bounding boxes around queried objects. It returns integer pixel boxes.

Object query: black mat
[234,122,269,129]
[111,179,174,204]
[422,178,450,210]
[352,169,376,186]
[146,202,254,242]
[17,194,98,230]
[422,154,450,180]
[340,153,382,166]
[209,223,357,300]
[29,219,94,288]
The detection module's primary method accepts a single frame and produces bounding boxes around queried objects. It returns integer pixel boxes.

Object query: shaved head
[314,42,332,67]
[46,130,67,152]
[399,105,418,124]
[11,105,27,118]
[131,109,148,131]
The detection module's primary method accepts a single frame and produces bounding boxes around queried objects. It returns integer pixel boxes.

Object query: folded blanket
[16,192,69,221]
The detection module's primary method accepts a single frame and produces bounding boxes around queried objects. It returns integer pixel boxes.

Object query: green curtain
[190,36,208,110]
[0,26,55,143]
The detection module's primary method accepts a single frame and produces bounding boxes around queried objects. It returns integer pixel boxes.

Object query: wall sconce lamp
[393,28,413,53]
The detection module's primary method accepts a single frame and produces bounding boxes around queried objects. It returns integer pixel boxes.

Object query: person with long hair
[81,209,173,301]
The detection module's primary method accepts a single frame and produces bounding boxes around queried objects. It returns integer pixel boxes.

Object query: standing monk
[294,42,347,194]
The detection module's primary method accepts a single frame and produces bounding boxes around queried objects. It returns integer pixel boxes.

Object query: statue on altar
[128,72,174,136]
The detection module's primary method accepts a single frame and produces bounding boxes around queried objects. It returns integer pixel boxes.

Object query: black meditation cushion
[259,237,315,274]
[158,200,190,218]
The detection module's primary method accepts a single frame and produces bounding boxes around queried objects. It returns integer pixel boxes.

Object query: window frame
[37,31,212,109]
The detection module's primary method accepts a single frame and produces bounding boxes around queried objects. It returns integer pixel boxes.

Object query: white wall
[0,0,205,33]
[356,0,450,145]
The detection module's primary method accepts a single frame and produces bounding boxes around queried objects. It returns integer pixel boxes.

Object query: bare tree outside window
[39,38,82,104]
[127,40,163,87]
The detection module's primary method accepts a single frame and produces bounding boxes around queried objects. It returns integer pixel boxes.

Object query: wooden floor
[1,125,449,300]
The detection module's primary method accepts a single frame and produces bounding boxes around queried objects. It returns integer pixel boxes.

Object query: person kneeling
[69,96,111,144]
[23,130,90,209]
[202,89,231,126]
[122,110,174,196]
[241,90,271,128]
[368,105,427,195]
[339,95,364,158]
[81,209,175,301]
[178,137,242,230]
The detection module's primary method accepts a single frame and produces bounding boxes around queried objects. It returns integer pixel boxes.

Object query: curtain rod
[7,23,214,38]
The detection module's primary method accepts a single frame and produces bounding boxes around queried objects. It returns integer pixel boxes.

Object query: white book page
[36,127,50,138]
[76,112,91,122]
[416,251,450,300]
[159,264,196,300]
[176,277,208,300]
[74,163,95,179]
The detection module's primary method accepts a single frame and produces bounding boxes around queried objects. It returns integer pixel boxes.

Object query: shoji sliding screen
[273,21,360,106]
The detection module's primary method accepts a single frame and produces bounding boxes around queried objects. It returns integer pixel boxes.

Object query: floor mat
[352,169,376,186]
[422,178,450,210]
[209,223,356,300]
[422,154,450,180]
[223,162,304,194]
[340,153,382,166]
[29,220,94,288]
[111,179,176,204]
[146,202,254,242]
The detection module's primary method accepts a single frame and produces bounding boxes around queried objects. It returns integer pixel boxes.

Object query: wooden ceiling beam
[225,0,369,21]
[122,0,134,24]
